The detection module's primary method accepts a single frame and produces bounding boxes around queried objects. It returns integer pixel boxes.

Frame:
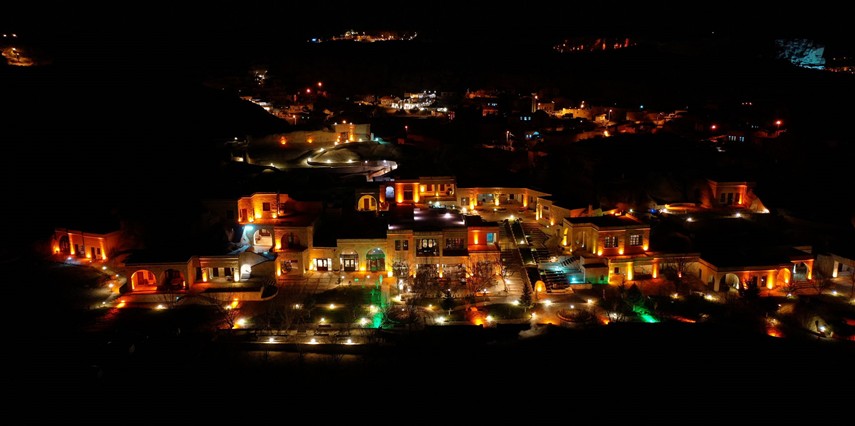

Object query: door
[316,258,329,272]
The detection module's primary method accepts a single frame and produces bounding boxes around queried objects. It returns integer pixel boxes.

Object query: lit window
[629,234,642,246]
[604,236,618,248]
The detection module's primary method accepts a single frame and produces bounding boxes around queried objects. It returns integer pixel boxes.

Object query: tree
[255,278,313,333]
[499,263,511,294]
[780,278,800,295]
[660,255,696,294]
[737,279,760,299]
[809,271,835,296]
[157,286,183,310]
[519,279,534,312]
[385,301,421,331]
[444,264,468,299]
[467,260,499,302]
[412,264,441,299]
[188,292,242,330]
[624,283,643,307]
[440,291,456,316]
[600,283,631,322]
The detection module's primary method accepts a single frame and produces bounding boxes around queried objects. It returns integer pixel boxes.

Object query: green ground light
[369,287,387,328]
[633,305,660,323]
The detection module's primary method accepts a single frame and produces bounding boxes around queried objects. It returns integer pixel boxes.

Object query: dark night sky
[4,2,852,47]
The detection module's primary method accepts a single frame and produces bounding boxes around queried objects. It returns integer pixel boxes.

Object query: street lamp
[775,120,782,136]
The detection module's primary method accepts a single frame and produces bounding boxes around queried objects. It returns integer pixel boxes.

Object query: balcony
[416,248,439,257]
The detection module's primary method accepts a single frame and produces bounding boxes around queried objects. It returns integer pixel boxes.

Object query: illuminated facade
[52,228,122,261]
[563,214,652,284]
[697,248,814,292]
[367,176,549,216]
[63,173,816,299]
[236,192,320,281]
[705,179,766,212]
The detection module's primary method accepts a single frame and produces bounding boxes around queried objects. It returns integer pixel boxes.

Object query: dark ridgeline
[5,21,854,244]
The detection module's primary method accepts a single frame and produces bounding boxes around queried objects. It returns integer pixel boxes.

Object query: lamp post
[775,120,782,136]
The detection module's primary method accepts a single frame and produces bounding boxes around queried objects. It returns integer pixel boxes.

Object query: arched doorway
[281,232,301,249]
[58,235,71,254]
[130,270,158,291]
[366,248,385,272]
[161,269,186,290]
[776,268,791,288]
[720,273,740,290]
[793,262,809,281]
[252,227,273,249]
[357,195,378,212]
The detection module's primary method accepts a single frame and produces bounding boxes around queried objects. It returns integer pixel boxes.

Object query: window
[614,267,620,274]
[445,238,465,250]
[262,202,271,212]
[416,238,438,256]
[629,234,642,246]
[719,193,727,203]
[604,236,618,248]
[403,240,408,250]
[486,233,496,244]
[727,193,734,205]
[395,240,401,251]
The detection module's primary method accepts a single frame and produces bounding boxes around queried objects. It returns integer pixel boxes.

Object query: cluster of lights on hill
[1,33,34,66]
[553,37,636,53]
[308,30,417,43]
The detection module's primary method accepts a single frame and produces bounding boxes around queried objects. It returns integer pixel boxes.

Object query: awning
[366,252,385,260]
